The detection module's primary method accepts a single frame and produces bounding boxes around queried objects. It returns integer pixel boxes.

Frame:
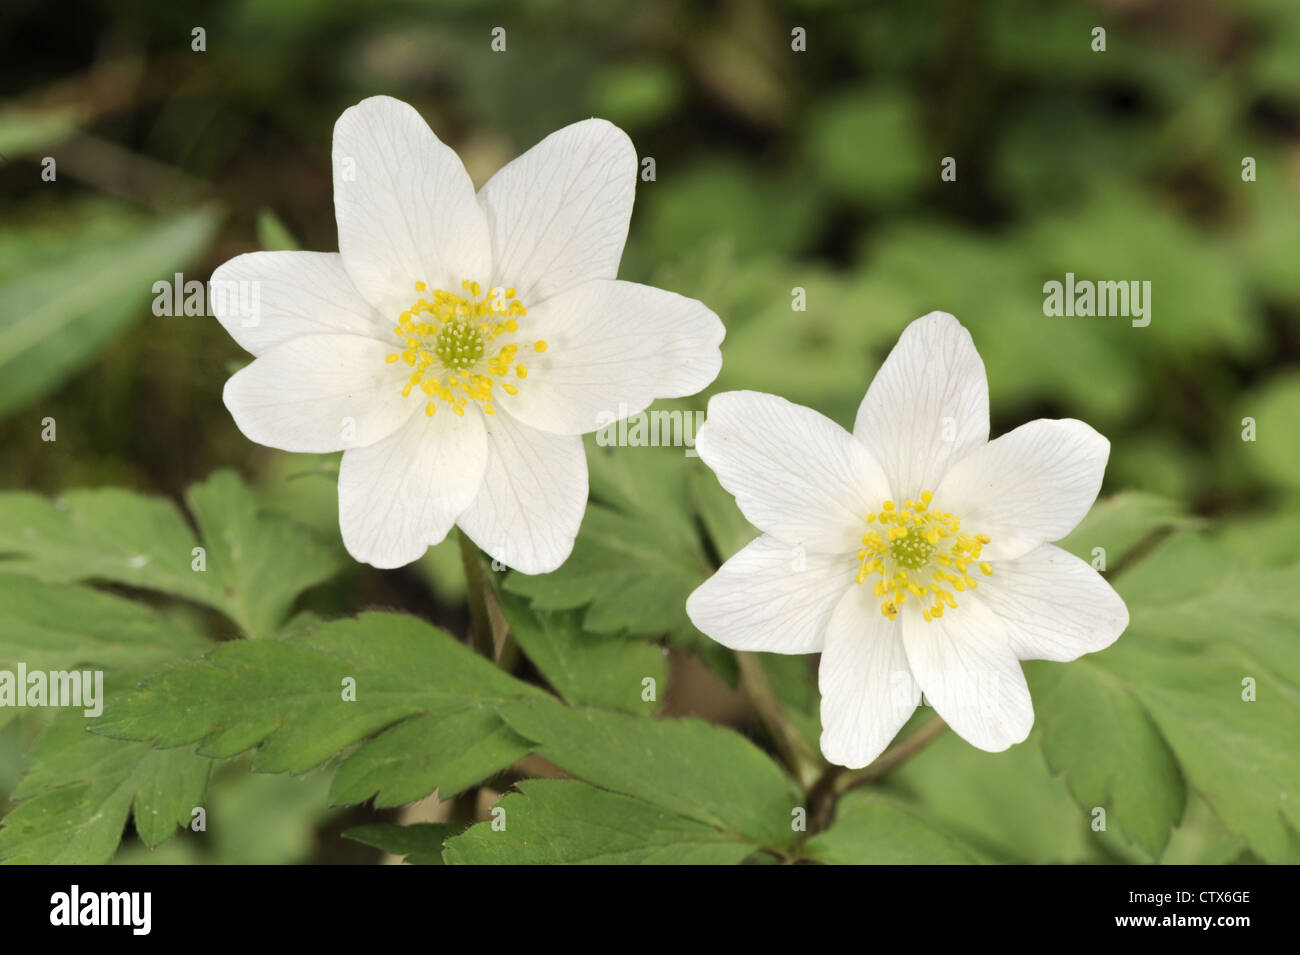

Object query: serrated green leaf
[0,716,208,864]
[185,470,343,637]
[497,698,800,850]
[804,791,979,864]
[0,574,210,672]
[443,779,758,865]
[329,710,531,808]
[0,471,344,637]
[0,573,217,863]
[0,488,224,607]
[500,591,665,714]
[94,613,546,807]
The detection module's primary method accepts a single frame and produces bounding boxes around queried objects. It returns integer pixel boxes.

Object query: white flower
[211,96,724,573]
[686,312,1128,768]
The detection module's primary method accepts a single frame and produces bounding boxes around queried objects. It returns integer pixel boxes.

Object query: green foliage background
[0,0,1297,863]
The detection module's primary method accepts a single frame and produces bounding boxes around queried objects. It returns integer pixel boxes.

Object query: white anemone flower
[211,96,723,573]
[686,312,1128,768]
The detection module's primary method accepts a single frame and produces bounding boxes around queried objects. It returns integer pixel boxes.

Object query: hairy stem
[735,651,822,790]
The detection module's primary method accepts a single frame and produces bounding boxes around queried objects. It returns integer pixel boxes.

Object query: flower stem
[735,651,822,790]
[457,529,494,658]
[835,715,949,796]
[805,715,949,836]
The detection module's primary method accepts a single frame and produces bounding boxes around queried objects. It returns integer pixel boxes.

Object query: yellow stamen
[383,279,535,417]
[853,491,992,624]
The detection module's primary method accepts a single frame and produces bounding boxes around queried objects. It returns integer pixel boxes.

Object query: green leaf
[0,716,209,864]
[1028,659,1185,857]
[0,574,210,672]
[0,206,220,417]
[1106,639,1300,863]
[0,572,218,863]
[328,710,531,808]
[345,822,459,865]
[1057,492,1203,567]
[94,613,546,806]
[690,463,758,563]
[499,591,665,714]
[0,471,344,637]
[804,792,979,864]
[1107,533,1300,861]
[890,722,1103,864]
[443,779,758,865]
[505,441,733,681]
[0,488,223,607]
[185,470,343,637]
[1035,528,1300,862]
[505,443,708,641]
[497,698,800,850]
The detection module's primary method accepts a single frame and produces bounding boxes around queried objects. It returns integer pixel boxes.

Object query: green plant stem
[834,715,949,795]
[805,715,949,836]
[735,651,822,790]
[457,529,494,658]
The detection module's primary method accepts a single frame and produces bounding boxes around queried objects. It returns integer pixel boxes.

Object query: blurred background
[1,0,1297,863]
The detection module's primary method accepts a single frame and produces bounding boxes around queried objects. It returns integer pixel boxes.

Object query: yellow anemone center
[383,280,548,418]
[855,490,993,623]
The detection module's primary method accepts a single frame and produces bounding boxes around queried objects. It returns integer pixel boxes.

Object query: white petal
[209,252,384,356]
[818,584,923,769]
[222,335,414,453]
[685,534,856,654]
[900,600,1033,753]
[853,311,989,500]
[499,279,723,435]
[338,404,488,569]
[332,96,491,313]
[694,391,891,554]
[975,544,1128,662]
[478,118,637,304]
[456,409,588,574]
[935,418,1109,561]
